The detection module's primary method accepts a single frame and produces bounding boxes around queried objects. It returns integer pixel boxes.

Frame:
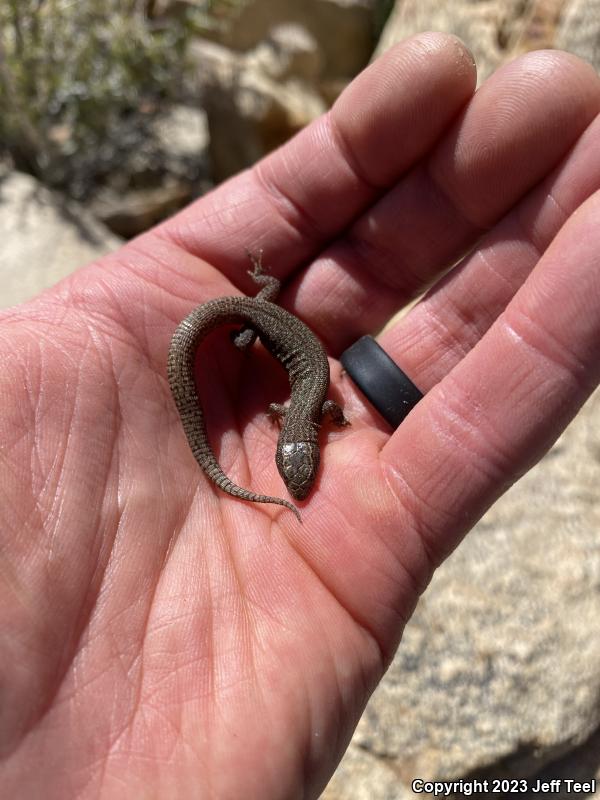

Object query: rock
[85,104,210,238]
[374,0,570,83]
[151,104,210,177]
[324,389,600,797]
[309,0,378,79]
[187,0,381,181]
[555,0,600,71]
[250,22,323,82]
[218,0,377,81]
[511,0,566,57]
[87,181,195,240]
[374,0,520,82]
[191,35,327,181]
[0,170,122,309]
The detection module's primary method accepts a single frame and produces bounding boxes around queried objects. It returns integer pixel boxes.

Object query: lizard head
[277,441,320,500]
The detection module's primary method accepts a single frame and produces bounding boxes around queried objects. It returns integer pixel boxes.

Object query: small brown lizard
[167,256,348,520]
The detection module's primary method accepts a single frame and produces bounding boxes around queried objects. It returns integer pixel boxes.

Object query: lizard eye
[278,442,320,500]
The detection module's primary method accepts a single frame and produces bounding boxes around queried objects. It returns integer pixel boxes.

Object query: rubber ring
[340,335,423,428]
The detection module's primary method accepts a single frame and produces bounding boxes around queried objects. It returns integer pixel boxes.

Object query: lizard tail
[215,476,302,522]
[167,305,301,522]
[196,449,302,522]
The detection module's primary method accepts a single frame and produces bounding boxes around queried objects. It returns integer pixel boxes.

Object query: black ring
[340,335,423,428]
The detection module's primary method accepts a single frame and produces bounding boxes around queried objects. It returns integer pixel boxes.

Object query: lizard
[167,254,349,521]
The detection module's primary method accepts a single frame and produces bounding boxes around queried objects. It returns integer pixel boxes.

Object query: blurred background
[2,2,600,798]
[3,0,600,306]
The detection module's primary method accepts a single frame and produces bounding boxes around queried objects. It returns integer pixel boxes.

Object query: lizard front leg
[267,402,287,427]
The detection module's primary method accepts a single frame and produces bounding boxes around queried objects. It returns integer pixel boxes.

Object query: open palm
[3,35,600,799]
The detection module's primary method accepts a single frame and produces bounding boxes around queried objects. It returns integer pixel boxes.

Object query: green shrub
[0,0,193,198]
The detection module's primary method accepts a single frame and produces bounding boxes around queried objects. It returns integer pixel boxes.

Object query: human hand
[2,33,600,799]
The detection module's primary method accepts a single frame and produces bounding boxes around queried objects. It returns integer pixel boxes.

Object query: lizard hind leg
[231,325,257,350]
[321,399,350,427]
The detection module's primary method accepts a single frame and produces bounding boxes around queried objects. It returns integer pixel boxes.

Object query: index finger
[159,33,476,293]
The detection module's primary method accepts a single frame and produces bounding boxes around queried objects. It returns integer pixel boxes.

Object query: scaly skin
[167,261,348,520]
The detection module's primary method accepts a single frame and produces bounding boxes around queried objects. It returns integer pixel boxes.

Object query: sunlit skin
[2,33,600,799]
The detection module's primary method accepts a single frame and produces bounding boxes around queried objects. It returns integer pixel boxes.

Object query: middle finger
[382,103,600,393]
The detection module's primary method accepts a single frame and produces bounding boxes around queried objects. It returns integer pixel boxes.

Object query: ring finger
[379,108,600,394]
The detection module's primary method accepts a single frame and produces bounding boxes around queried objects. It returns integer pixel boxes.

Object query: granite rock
[0,170,121,309]
[191,33,326,181]
[374,0,598,84]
